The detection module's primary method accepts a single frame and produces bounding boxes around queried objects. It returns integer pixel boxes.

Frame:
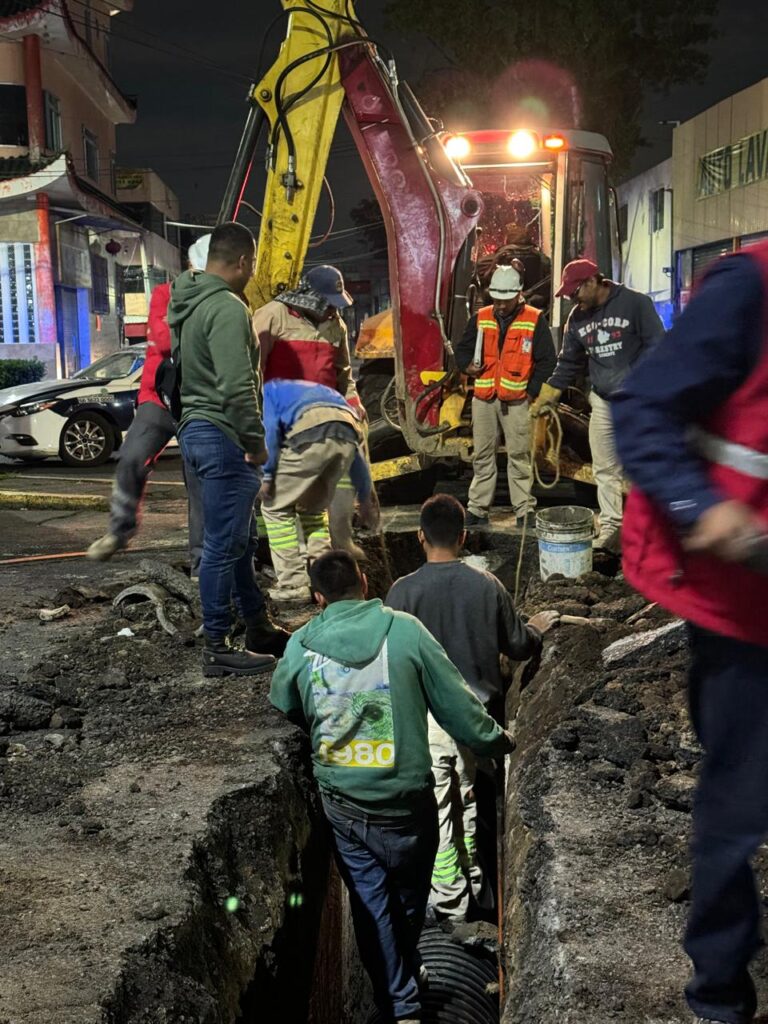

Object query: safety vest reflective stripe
[473,302,540,402]
[692,428,768,480]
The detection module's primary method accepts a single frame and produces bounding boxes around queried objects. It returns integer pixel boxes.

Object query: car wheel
[59,411,115,467]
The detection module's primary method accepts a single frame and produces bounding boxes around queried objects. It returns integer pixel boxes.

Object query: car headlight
[11,400,57,417]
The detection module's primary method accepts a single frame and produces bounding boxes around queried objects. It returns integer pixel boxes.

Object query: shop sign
[698,129,768,198]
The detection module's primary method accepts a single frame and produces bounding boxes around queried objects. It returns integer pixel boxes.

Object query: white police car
[0,347,147,467]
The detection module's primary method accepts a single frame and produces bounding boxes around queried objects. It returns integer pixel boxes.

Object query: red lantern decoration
[105,239,122,255]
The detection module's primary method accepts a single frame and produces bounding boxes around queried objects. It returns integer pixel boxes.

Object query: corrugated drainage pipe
[367,928,499,1024]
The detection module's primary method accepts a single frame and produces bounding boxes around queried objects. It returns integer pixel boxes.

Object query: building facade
[0,0,180,379]
[617,159,674,327]
[620,76,768,319]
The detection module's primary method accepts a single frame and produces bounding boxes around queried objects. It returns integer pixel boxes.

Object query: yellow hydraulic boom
[244,0,358,310]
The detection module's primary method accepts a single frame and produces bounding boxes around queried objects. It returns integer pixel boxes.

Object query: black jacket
[455,304,556,399]
[549,283,663,399]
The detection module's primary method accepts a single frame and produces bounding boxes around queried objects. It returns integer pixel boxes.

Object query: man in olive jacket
[169,222,287,677]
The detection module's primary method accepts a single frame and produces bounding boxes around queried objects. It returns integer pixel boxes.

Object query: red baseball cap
[555,258,599,298]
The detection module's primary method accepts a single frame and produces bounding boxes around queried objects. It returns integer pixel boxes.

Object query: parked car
[0,347,148,467]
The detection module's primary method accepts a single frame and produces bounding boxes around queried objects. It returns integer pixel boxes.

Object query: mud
[502,571,768,1024]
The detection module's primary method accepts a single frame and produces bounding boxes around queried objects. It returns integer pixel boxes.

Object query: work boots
[87,532,126,561]
[202,636,275,678]
[244,610,291,658]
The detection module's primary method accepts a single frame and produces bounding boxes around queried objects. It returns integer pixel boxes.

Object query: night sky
[111,0,768,255]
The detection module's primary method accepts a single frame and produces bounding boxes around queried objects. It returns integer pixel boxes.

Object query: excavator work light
[507,130,538,159]
[443,134,472,160]
[543,133,567,151]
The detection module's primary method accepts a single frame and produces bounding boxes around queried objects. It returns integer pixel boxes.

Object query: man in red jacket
[613,243,768,1024]
[87,237,210,563]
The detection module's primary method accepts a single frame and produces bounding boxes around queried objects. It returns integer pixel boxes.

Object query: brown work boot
[269,585,312,606]
[87,532,126,561]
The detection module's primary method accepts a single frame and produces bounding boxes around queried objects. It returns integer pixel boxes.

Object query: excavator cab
[356,127,619,487]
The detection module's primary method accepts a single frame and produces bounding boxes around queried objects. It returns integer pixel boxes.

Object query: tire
[59,411,115,467]
[357,359,394,422]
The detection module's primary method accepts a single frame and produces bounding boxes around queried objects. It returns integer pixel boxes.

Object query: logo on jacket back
[307,640,395,768]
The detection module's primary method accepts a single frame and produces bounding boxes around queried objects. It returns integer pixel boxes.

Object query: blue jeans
[179,420,265,639]
[685,626,768,1024]
[322,792,438,1022]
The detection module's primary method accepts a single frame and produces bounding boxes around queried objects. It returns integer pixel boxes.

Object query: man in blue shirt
[258,379,378,604]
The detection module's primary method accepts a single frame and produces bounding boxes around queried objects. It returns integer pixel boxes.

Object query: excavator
[218,0,621,497]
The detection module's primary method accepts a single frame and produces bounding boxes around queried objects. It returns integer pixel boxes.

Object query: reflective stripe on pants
[428,715,480,919]
[262,435,356,590]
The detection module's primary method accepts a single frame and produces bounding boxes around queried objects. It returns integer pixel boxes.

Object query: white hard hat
[488,264,523,298]
[188,233,211,271]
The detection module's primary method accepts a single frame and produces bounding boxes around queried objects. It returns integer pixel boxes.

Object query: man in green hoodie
[270,550,514,1024]
[168,222,288,677]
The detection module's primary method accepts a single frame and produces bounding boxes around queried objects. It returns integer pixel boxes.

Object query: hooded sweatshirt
[168,270,265,457]
[548,282,663,399]
[269,598,511,813]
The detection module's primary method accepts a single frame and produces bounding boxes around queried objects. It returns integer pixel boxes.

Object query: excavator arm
[220,2,482,466]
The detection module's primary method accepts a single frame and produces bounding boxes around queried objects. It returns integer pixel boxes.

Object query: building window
[618,203,628,244]
[90,254,110,314]
[0,243,37,344]
[109,151,117,195]
[0,84,28,147]
[650,188,666,233]
[83,127,99,182]
[44,92,62,152]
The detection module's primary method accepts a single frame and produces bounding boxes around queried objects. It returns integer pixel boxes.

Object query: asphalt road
[0,449,184,485]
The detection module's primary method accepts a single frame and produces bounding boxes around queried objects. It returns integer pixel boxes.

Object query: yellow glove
[529,382,562,417]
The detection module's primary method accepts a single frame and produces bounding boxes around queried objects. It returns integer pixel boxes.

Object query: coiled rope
[513,404,563,604]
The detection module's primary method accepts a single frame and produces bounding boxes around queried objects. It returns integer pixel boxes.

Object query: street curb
[0,490,109,511]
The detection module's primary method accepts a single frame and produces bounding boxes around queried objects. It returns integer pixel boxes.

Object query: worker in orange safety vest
[455,264,556,527]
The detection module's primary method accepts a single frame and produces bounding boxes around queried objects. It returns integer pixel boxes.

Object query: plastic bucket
[536,505,594,580]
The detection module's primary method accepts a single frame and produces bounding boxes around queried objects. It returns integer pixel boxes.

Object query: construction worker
[386,494,558,920]
[456,264,556,528]
[86,236,210,566]
[531,258,663,552]
[270,549,517,1024]
[169,222,288,676]
[613,242,768,1024]
[476,224,552,310]
[258,379,378,604]
[252,264,372,557]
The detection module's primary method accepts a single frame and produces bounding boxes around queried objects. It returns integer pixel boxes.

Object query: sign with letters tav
[697,129,768,198]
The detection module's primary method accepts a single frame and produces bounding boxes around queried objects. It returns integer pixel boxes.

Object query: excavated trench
[6,525,768,1023]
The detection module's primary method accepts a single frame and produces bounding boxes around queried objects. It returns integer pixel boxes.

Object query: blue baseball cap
[304,265,354,308]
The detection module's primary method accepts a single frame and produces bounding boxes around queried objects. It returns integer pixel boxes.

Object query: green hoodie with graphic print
[167,270,265,457]
[269,598,512,814]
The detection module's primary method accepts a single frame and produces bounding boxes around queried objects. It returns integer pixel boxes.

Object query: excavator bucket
[356,309,395,360]
[246,0,358,311]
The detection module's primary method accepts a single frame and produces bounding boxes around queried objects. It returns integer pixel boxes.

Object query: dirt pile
[502,570,768,1023]
[0,560,328,1024]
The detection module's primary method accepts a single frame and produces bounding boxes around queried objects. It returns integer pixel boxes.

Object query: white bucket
[536,506,594,581]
